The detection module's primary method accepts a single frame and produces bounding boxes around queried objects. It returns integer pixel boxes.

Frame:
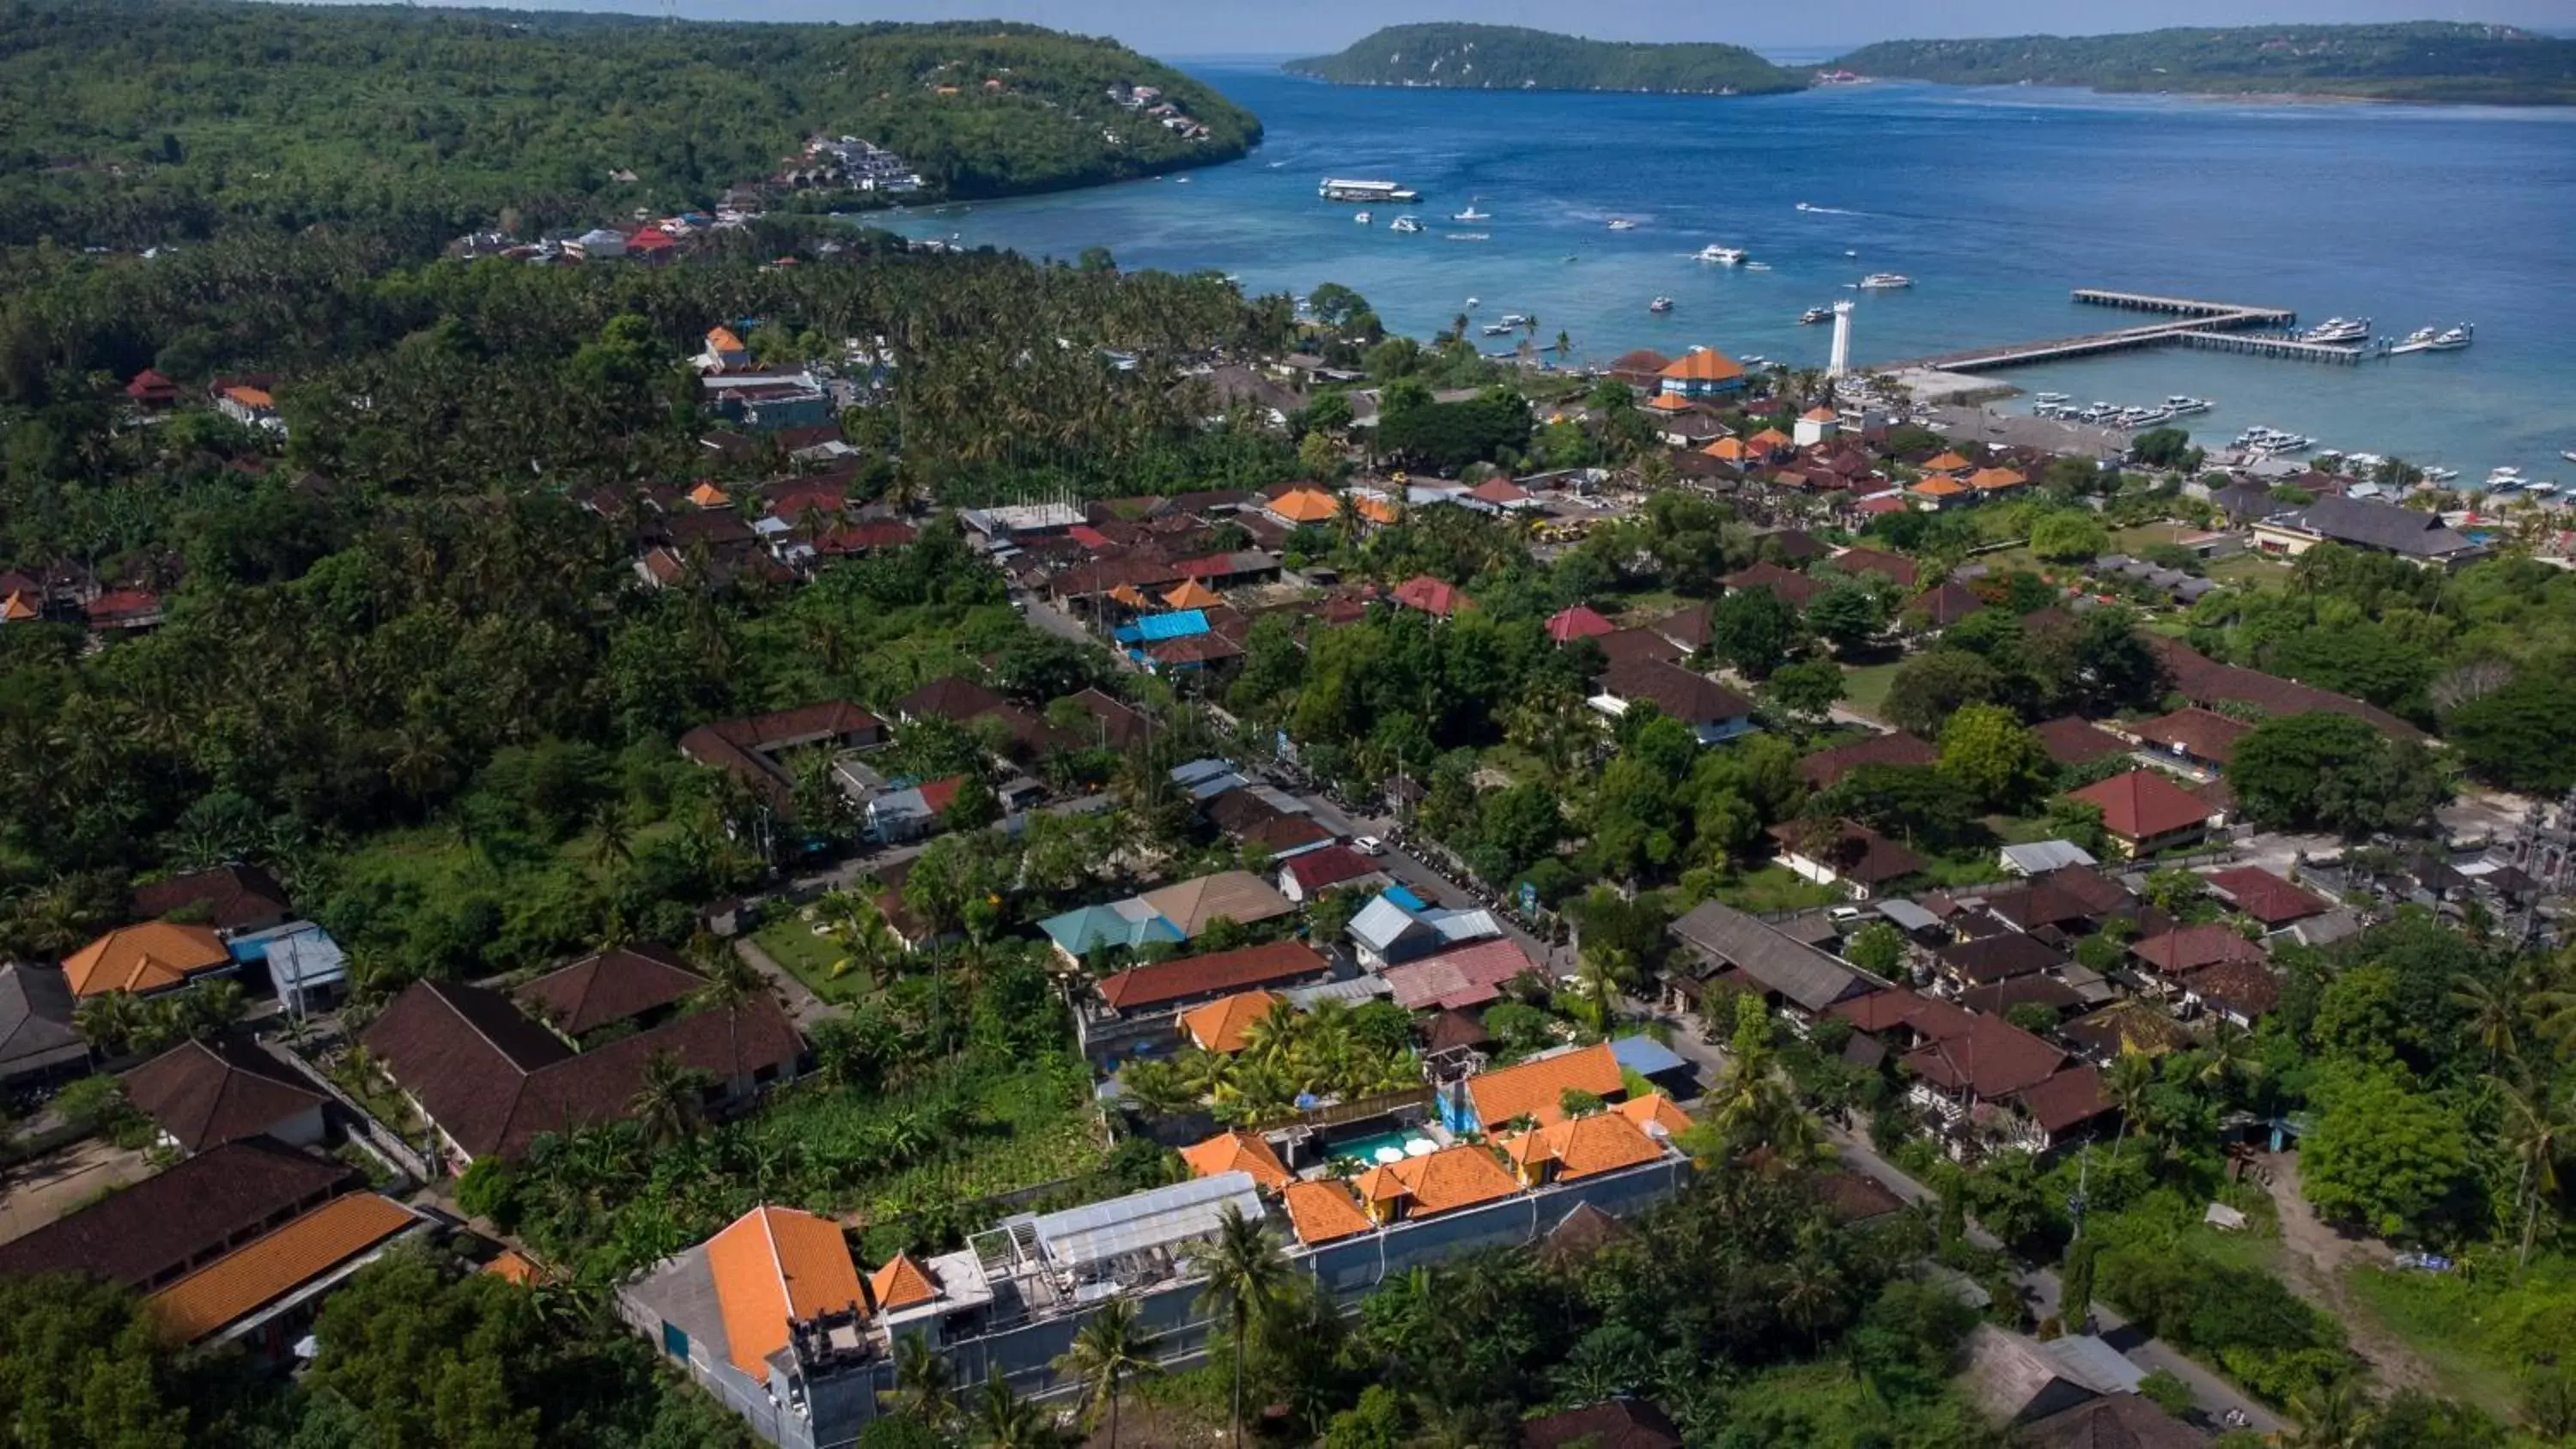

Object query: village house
[1767,818,1927,900]
[120,1035,329,1155]
[2065,769,2220,858]
[1656,348,1747,399]
[1589,658,1759,745]
[1074,939,1337,1064]
[2250,492,2482,567]
[0,963,84,1088]
[680,701,884,814]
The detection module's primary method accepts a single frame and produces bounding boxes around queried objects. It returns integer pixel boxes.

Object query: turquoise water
[1326,1127,1437,1167]
[883,64,2576,480]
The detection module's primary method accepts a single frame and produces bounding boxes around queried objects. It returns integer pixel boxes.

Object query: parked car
[1353,835,1384,857]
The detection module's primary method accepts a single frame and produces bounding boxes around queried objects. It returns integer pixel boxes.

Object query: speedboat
[2428,324,2475,351]
[2034,391,2071,405]
[2301,316,2371,345]
[1388,215,1423,233]
[1649,296,1675,313]
[1465,297,1479,309]
[1481,323,1516,336]
[1352,210,1371,224]
[1795,202,1821,212]
[1499,313,1528,327]
[1800,307,1832,325]
[2561,451,2576,465]
[2423,465,2460,483]
[2164,395,2212,415]
[1697,246,1747,265]
[1607,218,1637,231]
[2388,325,2440,355]
[1844,249,1859,258]
[1447,233,1489,241]
[1858,273,1912,290]
[1452,197,1492,222]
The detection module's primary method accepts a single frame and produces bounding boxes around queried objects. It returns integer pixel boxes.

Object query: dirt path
[0,1138,150,1245]
[2252,1152,2438,1396]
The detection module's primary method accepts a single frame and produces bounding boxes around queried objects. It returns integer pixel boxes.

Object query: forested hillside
[1286,23,1806,96]
[1835,21,2576,105]
[0,0,1261,250]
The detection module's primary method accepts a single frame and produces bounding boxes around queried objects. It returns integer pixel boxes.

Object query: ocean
[878,64,2576,480]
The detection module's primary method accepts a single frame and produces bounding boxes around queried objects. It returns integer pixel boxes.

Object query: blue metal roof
[1117,609,1209,644]
[1608,1034,1690,1079]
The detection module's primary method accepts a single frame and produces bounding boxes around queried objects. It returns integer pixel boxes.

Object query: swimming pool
[1324,1127,1440,1169]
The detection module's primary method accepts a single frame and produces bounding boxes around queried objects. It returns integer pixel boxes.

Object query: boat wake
[1795,202,1862,215]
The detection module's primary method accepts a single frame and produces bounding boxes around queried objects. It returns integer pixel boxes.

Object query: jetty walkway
[1882,289,2381,373]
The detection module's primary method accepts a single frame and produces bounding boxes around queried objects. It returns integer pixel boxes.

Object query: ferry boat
[1321,178,1420,204]
[1857,273,1912,290]
[1388,215,1424,233]
[2164,395,2213,415]
[2300,316,2371,345]
[2428,324,2475,351]
[2422,465,2460,483]
[1499,313,1529,327]
[2237,427,2315,454]
[1649,296,1675,313]
[1696,246,1748,265]
[1452,197,1492,222]
[1607,218,1637,231]
[1352,210,1371,224]
[1800,307,1832,325]
[2034,391,2071,405]
[1481,323,1516,336]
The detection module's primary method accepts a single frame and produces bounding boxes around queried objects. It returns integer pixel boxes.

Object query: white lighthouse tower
[1827,300,1856,379]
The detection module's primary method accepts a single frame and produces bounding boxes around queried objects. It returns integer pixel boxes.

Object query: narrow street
[1651,1008,2287,1436]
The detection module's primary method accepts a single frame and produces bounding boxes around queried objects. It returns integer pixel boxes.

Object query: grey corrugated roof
[2002,840,2098,875]
[2285,493,2476,557]
[1872,900,1941,933]
[1033,1171,1263,1270]
[1669,900,1875,1013]
[0,963,83,1080]
[1349,895,1425,954]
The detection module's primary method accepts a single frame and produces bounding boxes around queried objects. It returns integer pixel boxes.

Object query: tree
[1708,588,1801,679]
[1882,649,2003,738]
[886,1332,962,1430]
[2130,427,2203,471]
[1805,584,1886,657]
[1192,1203,1289,1449]
[967,1366,1056,1449]
[2494,1079,2572,1266]
[2028,512,2109,563]
[0,1272,190,1448]
[2445,673,2576,793]
[1765,659,1846,724]
[628,1049,714,1145]
[1053,1294,1160,1447]
[1936,702,2050,811]
[1844,921,1904,977]
[2301,1067,2477,1239]
[2060,1239,2099,1330]
[2230,712,2448,838]
[943,773,1002,831]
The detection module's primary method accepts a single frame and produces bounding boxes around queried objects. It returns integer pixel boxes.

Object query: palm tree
[628,1050,714,1145]
[2496,1079,2573,1267]
[74,991,144,1058]
[967,1366,1054,1448]
[2448,970,2527,1069]
[1115,1058,1198,1119]
[586,799,634,870]
[2285,1378,2375,1449]
[2103,1047,2160,1164]
[1052,1298,1161,1447]
[884,1332,961,1430]
[1191,1203,1289,1449]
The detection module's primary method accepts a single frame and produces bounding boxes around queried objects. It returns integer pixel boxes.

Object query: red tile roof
[513,944,703,1037]
[1799,731,1938,787]
[1720,561,1826,608]
[2069,769,2215,843]
[2133,706,2255,765]
[1902,1016,2066,1100]
[2016,1065,2114,1136]
[121,1036,326,1154]
[129,864,292,934]
[1381,937,1541,1011]
[0,1138,354,1289]
[1093,940,1331,1013]
[1546,604,1617,642]
[2203,865,2329,925]
[1282,846,1381,895]
[2032,716,2133,767]
[1392,574,1467,617]
[2129,924,2268,976]
[1829,547,1918,588]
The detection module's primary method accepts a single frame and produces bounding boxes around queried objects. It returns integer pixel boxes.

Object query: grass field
[1716,864,1844,914]
[1840,661,1904,723]
[750,914,864,1002]
[2342,1261,2537,1410]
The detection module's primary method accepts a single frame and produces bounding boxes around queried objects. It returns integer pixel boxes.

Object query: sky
[440,0,2576,55]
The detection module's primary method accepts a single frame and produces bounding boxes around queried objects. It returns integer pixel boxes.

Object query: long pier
[1880,288,2377,373]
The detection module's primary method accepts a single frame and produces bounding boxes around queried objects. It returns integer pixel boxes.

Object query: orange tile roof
[1923,452,1972,472]
[482,1249,542,1285]
[1801,407,1838,422]
[1267,488,1340,524]
[1163,579,1224,610]
[1644,391,1694,413]
[146,1193,416,1343]
[1615,1093,1696,1139]
[705,1204,865,1378]
[222,385,274,409]
[62,922,228,997]
[1352,1143,1519,1216]
[1105,583,1149,608]
[868,1252,940,1313]
[1966,467,2027,491]
[1659,349,1746,382]
[1,591,35,622]
[687,481,732,508]
[1179,991,1280,1054]
[706,326,746,355]
[1748,427,1794,449]
[1703,437,1750,460]
[1498,1111,1664,1180]
[1356,495,1400,524]
[1181,1129,1291,1190]
[1910,477,1968,496]
[1464,1042,1625,1130]
[1280,1179,1373,1245]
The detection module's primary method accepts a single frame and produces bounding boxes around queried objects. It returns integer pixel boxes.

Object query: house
[216,385,281,431]
[1965,466,2028,498]
[1607,349,1672,388]
[1589,658,1758,745]
[1041,900,1185,966]
[1935,933,2068,989]
[238,923,348,1016]
[2183,959,2282,1027]
[1179,992,1279,1053]
[130,864,293,935]
[2032,717,2132,769]
[1908,581,1987,632]
[1278,846,1388,903]
[1766,819,1926,900]
[571,227,629,259]
[1391,574,1468,618]
[1656,349,1747,399]
[1902,1017,2105,1151]
[147,1191,425,1360]
[1180,1129,1291,1188]
[2147,634,2425,742]
[62,921,234,997]
[1347,890,1503,972]
[1266,486,1341,527]
[1139,871,1296,938]
[126,368,181,408]
[679,701,884,812]
[2203,865,2328,927]
[1794,406,1839,448]
[514,944,707,1042]
[1666,900,1877,1023]
[865,776,963,844]
[84,589,166,632]
[1380,936,1541,1011]
[1519,1400,1683,1449]
[1451,1041,1626,1132]
[1999,840,2098,876]
[361,979,802,1166]
[1798,732,1941,790]
[2129,707,2253,772]
[1353,1143,1521,1225]
[2252,493,2482,567]
[2015,1396,2204,1449]
[1958,1324,2144,1428]
[1827,547,1918,589]
[1719,561,1826,609]
[121,1036,329,1155]
[2066,770,2218,858]
[0,963,86,1086]
[2129,924,2267,978]
[1079,941,1337,1063]
[1498,1110,1666,1190]
[1546,604,1617,644]
[0,1137,355,1290]
[1280,1178,1376,1246]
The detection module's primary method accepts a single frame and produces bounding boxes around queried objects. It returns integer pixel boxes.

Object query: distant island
[1285,23,1807,97]
[0,0,1263,250]
[1834,21,2576,106]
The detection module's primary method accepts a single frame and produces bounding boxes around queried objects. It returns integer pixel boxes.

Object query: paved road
[1652,1009,2286,1436]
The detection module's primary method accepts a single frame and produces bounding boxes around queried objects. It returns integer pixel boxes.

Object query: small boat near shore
[1857,272,1912,290]
[1799,307,1832,324]
[1607,218,1637,231]
[1696,245,1747,265]
[1649,296,1675,313]
[1388,215,1423,233]
[1352,210,1371,224]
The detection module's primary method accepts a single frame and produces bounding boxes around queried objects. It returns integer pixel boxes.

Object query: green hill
[1285,23,1806,97]
[0,0,1262,250]
[1833,21,2576,105]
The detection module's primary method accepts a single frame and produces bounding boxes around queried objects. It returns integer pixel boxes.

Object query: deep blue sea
[883,64,2576,478]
